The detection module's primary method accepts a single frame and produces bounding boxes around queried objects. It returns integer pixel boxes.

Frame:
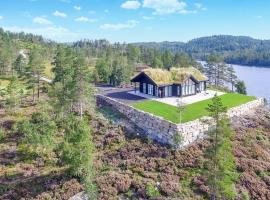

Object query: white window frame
[148,84,153,95]
[143,83,146,94]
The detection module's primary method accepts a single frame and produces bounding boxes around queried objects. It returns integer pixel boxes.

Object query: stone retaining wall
[96,94,264,148]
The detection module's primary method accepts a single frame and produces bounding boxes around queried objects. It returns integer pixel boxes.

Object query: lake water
[232,64,270,103]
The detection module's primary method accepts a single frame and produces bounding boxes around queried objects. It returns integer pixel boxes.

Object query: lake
[199,61,270,105]
[232,64,270,103]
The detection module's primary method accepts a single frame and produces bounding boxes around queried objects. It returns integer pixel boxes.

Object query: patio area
[129,90,225,106]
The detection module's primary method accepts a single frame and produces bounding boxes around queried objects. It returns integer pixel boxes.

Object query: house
[130,67,208,98]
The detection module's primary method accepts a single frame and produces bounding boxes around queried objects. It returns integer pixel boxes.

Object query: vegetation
[205,95,238,199]
[133,35,270,67]
[133,93,256,123]
[0,28,269,200]
[235,80,247,95]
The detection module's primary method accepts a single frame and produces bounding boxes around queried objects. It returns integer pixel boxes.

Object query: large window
[182,78,196,96]
[199,82,205,91]
[164,86,172,97]
[143,83,146,94]
[148,84,154,95]
[177,86,181,96]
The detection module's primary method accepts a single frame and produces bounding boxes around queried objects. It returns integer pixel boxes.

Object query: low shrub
[0,127,5,141]
[146,183,160,198]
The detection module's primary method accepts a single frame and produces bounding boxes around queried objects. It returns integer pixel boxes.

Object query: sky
[0,0,269,43]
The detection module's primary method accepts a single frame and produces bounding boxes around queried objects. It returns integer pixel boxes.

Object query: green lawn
[132,93,256,123]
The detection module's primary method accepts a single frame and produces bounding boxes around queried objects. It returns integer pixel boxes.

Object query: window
[200,82,205,91]
[177,86,180,96]
[169,86,172,96]
[148,84,153,95]
[143,83,146,94]
[155,86,159,97]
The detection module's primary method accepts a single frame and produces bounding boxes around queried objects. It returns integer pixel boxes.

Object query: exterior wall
[97,94,265,148]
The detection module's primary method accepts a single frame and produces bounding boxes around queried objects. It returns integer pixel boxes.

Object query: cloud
[100,20,139,30]
[142,16,154,20]
[194,3,207,11]
[74,5,81,10]
[255,15,263,19]
[121,0,141,9]
[194,3,202,9]
[104,9,109,13]
[33,17,52,25]
[3,25,78,42]
[75,16,97,23]
[142,0,195,15]
[53,10,67,18]
[59,0,70,3]
[143,0,186,15]
[0,16,3,20]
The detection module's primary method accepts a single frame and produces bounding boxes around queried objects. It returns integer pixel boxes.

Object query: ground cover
[133,93,256,123]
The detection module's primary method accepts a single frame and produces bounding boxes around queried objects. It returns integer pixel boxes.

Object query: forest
[133,35,270,67]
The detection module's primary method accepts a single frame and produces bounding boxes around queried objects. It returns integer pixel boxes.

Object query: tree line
[133,35,270,67]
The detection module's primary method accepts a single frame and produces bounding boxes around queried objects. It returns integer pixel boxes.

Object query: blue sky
[0,0,269,43]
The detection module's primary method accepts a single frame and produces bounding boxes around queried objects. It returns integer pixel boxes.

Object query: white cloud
[194,3,202,9]
[33,17,52,25]
[100,20,139,30]
[256,15,263,19]
[142,16,154,20]
[142,0,195,15]
[179,9,197,14]
[3,26,78,42]
[60,0,70,3]
[53,10,67,18]
[75,16,97,23]
[0,16,3,20]
[121,0,141,9]
[104,9,109,13]
[74,5,81,10]
[194,3,207,11]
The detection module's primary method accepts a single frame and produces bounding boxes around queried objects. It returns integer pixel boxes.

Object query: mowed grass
[132,93,256,123]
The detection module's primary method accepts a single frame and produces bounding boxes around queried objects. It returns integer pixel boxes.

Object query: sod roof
[131,67,208,86]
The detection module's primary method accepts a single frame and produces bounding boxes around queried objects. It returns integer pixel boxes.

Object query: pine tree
[27,47,45,101]
[3,76,23,111]
[227,65,237,92]
[235,80,247,95]
[13,54,26,76]
[72,52,95,118]
[205,95,237,200]
[51,45,75,114]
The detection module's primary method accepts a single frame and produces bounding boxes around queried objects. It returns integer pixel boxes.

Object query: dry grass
[136,67,207,86]
[143,68,173,85]
[171,67,208,82]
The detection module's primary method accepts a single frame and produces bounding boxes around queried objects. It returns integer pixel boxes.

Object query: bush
[146,183,160,198]
[14,111,58,161]
[60,115,96,197]
[0,128,5,141]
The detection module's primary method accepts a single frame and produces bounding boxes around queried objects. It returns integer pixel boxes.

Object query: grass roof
[143,68,173,85]
[137,67,207,86]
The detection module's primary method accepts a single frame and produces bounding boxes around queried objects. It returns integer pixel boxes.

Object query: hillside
[1,103,270,199]
[133,35,270,67]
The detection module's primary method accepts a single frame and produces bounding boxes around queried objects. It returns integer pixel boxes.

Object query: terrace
[132,93,256,123]
[97,85,257,124]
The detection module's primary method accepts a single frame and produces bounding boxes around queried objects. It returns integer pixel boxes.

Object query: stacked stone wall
[96,94,264,147]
